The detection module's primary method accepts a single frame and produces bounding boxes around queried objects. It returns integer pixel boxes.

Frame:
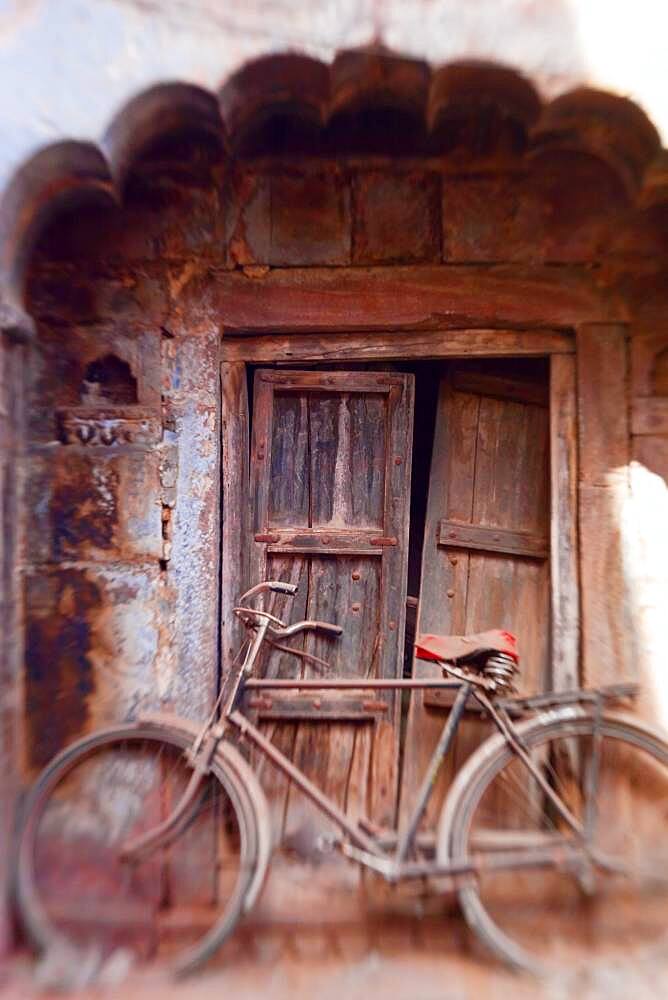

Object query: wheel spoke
[17,725,257,974]
[444,712,668,975]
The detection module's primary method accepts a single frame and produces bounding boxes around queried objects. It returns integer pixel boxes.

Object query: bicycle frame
[205,613,588,884]
[126,598,620,884]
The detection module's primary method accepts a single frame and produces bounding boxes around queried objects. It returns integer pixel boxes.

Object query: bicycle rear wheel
[438,708,668,978]
[17,722,262,975]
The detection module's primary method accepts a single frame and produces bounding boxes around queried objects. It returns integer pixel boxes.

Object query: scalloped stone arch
[1,48,666,338]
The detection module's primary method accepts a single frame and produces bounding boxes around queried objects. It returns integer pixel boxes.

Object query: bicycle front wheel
[17,722,262,976]
[438,708,668,978]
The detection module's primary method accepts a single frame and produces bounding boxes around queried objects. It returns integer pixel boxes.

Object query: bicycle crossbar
[229,710,381,856]
[245,677,463,690]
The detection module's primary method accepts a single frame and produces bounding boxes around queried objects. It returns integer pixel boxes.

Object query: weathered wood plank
[220,327,574,363]
[285,557,362,837]
[256,369,401,391]
[345,723,372,824]
[245,693,389,720]
[220,362,249,679]
[261,526,395,549]
[267,544,384,557]
[460,389,549,713]
[400,379,477,829]
[268,392,309,527]
[632,434,668,481]
[252,556,308,840]
[438,519,548,558]
[370,719,398,827]
[549,355,580,691]
[630,330,668,396]
[631,397,668,436]
[578,488,634,686]
[381,379,414,688]
[262,555,309,681]
[213,265,615,332]
[451,368,549,406]
[576,324,632,686]
[577,324,629,487]
[250,370,274,589]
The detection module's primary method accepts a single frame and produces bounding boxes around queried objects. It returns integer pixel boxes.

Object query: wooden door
[249,369,414,841]
[401,363,550,827]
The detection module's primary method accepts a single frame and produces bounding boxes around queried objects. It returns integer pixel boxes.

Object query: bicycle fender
[215,741,272,912]
[137,712,272,914]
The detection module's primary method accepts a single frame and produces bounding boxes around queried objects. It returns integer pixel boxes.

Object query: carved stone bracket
[57,407,161,445]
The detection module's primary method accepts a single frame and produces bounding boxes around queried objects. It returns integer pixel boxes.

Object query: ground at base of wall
[3,917,668,1000]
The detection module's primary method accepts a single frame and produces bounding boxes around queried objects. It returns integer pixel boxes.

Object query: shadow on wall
[81,354,138,405]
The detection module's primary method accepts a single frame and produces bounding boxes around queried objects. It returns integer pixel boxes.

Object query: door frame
[220,326,579,697]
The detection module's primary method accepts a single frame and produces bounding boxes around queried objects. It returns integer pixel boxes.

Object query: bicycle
[15,580,668,978]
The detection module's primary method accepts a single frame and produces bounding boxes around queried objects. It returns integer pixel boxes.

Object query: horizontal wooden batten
[214,265,615,332]
[255,369,403,392]
[437,520,549,559]
[245,693,389,721]
[257,528,388,557]
[221,327,574,363]
[267,544,383,556]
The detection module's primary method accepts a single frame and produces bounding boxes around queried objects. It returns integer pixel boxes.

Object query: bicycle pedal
[315,833,339,854]
[283,818,336,861]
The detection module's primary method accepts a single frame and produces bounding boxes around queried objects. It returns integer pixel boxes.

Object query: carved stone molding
[0,301,35,343]
[57,407,161,446]
[1,51,666,317]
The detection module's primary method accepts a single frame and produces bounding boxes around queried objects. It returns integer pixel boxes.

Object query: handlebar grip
[313,621,343,637]
[269,582,298,596]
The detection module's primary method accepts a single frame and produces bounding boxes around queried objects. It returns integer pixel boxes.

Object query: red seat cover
[415,629,518,664]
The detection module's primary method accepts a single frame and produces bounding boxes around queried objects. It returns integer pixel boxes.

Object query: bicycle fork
[121,620,270,864]
[119,732,218,863]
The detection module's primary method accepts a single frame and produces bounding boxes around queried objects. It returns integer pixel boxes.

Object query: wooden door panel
[401,365,549,828]
[267,393,310,527]
[250,369,414,837]
[464,554,549,697]
[471,395,549,536]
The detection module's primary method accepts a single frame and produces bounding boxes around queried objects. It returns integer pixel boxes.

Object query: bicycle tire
[16,720,270,976]
[437,706,668,977]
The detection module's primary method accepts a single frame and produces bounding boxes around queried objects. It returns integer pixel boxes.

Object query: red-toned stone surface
[353,171,440,263]
[228,168,351,266]
[442,153,630,263]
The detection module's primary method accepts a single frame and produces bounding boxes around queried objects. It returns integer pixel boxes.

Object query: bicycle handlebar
[234,580,343,640]
[239,580,299,603]
[277,619,343,639]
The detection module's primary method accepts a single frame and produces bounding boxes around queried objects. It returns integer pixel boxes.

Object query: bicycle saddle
[415,629,518,665]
